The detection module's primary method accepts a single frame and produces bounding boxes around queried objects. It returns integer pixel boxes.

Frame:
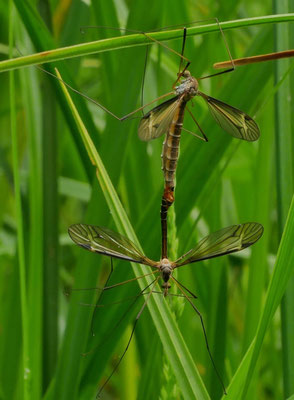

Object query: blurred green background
[1,0,294,399]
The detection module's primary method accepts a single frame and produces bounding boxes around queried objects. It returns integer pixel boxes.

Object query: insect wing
[138,96,181,141]
[175,222,263,267]
[68,224,153,265]
[199,92,259,141]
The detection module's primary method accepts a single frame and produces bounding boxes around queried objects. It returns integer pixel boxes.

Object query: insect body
[69,222,263,296]
[68,221,263,396]
[138,70,260,206]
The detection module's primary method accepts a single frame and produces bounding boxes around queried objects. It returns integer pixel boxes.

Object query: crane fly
[213,49,294,69]
[138,30,260,208]
[37,21,259,209]
[84,24,260,208]
[68,221,263,395]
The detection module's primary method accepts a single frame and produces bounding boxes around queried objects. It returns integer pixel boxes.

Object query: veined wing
[175,222,263,267]
[68,224,156,266]
[138,96,181,141]
[199,92,260,142]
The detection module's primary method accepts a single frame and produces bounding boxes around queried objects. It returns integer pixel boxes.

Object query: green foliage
[1,1,294,399]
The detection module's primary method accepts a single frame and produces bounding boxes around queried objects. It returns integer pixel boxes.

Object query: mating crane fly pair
[64,22,262,397]
[62,23,261,263]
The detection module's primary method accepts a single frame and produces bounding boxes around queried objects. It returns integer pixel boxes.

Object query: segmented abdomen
[161,99,187,204]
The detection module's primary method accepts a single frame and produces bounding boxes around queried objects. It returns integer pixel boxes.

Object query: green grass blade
[222,196,294,399]
[9,2,30,398]
[274,1,294,396]
[13,0,99,180]
[55,68,210,400]
[41,64,59,393]
[242,94,274,351]
[19,46,43,400]
[0,14,294,72]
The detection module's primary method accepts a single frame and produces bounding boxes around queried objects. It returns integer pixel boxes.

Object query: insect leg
[184,106,208,141]
[171,276,198,299]
[34,62,174,121]
[96,276,160,398]
[82,276,159,358]
[198,18,235,80]
[171,276,227,395]
[69,269,158,292]
[89,257,115,335]
[177,27,190,79]
[92,270,159,334]
[140,45,149,117]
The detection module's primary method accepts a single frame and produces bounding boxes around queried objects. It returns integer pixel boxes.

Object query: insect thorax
[160,258,173,282]
[175,71,198,100]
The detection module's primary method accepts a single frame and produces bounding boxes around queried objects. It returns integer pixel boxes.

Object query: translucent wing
[199,92,260,142]
[175,223,263,267]
[68,224,155,266]
[138,96,181,141]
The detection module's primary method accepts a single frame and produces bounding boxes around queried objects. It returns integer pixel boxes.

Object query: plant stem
[0,14,294,72]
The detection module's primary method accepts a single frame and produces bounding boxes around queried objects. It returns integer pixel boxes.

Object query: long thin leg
[178,27,188,77]
[181,127,208,141]
[83,277,159,357]
[71,268,158,336]
[153,290,195,300]
[38,19,232,123]
[171,276,227,395]
[172,27,191,89]
[141,45,149,116]
[198,18,235,80]
[104,270,159,291]
[143,18,230,76]
[185,106,208,141]
[80,290,196,305]
[81,288,158,308]
[90,257,114,335]
[198,67,234,81]
[62,259,116,336]
[35,64,174,121]
[90,270,159,336]
[96,276,160,398]
[172,276,198,299]
[70,269,158,293]
[169,18,234,83]
[32,18,235,134]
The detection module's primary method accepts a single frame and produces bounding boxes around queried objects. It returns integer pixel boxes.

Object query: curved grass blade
[223,197,294,399]
[1,15,294,72]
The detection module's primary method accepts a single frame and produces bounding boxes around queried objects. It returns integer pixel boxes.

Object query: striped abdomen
[161,99,187,205]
